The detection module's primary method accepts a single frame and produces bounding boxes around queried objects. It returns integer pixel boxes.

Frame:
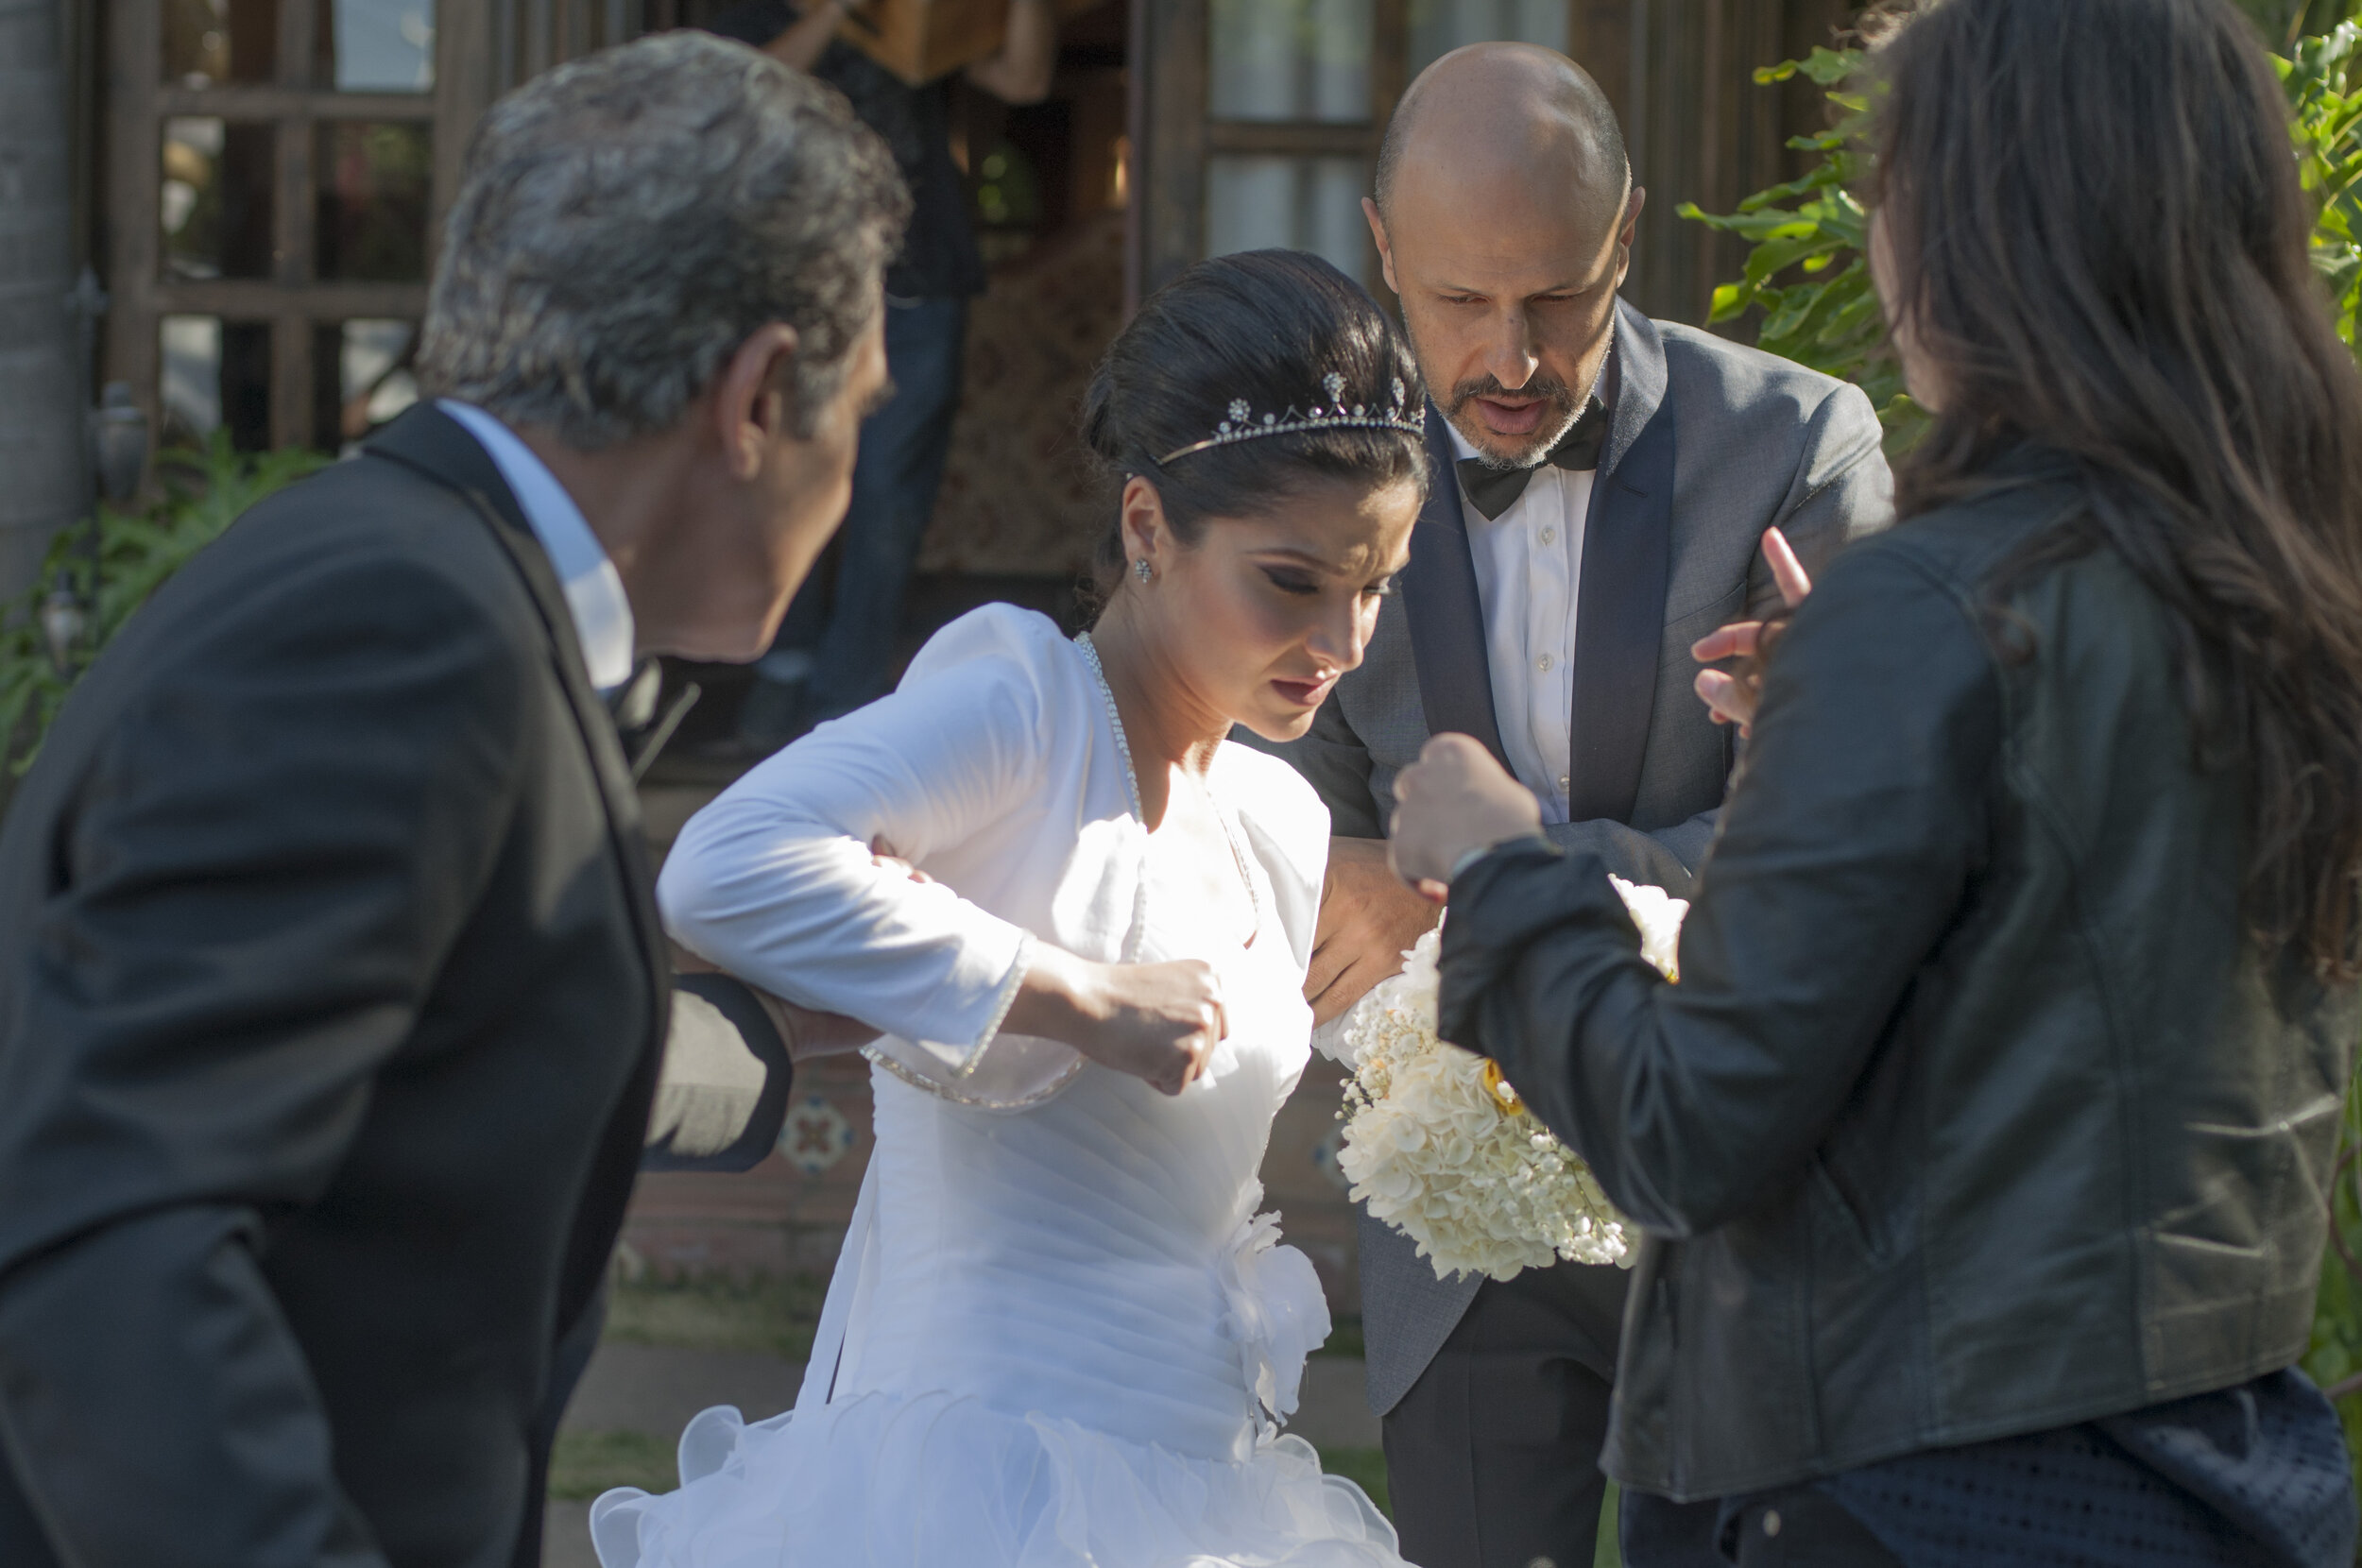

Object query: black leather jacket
[1438,467,2357,1501]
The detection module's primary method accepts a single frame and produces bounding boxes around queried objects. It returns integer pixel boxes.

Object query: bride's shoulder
[896,604,1096,712]
[1212,741,1331,872]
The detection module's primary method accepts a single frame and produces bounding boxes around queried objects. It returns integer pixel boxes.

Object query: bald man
[1259,44,1892,1568]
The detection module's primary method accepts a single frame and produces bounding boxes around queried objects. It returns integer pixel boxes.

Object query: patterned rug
[917,209,1126,580]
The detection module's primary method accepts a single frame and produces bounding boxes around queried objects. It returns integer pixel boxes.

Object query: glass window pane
[1408,0,1569,79]
[163,119,277,282]
[1207,156,1370,280]
[161,315,222,444]
[317,0,436,92]
[161,316,272,452]
[1210,0,1373,124]
[316,122,433,281]
[314,319,419,449]
[163,0,279,87]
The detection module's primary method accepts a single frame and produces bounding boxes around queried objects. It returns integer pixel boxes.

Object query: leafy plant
[2307,1089,2362,1479]
[1675,47,1924,456]
[1681,21,2362,448]
[1681,16,2362,1518]
[2241,0,2362,51]
[2282,22,2362,348]
[0,431,328,775]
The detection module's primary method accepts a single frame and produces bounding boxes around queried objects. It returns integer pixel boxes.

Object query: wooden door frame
[98,0,615,451]
[1127,0,1854,329]
[1128,0,1411,305]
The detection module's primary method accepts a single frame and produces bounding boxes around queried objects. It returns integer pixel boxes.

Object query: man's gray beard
[1452,397,1584,472]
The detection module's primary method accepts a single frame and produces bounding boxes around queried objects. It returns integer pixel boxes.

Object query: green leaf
[0,435,327,773]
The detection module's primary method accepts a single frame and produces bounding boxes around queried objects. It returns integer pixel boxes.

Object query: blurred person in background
[706,0,1059,751]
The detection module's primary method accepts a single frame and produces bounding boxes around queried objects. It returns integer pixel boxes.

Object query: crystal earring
[1134,558,1154,585]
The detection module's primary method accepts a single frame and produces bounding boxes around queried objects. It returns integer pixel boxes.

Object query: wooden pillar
[1130,0,1205,302]
[268,0,317,448]
[436,0,503,264]
[0,0,89,598]
[102,0,163,433]
[1613,0,1853,330]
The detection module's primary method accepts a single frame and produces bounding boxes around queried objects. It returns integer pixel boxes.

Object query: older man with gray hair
[0,32,900,1568]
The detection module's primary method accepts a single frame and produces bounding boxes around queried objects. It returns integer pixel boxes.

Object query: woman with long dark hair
[1389,1,2362,1562]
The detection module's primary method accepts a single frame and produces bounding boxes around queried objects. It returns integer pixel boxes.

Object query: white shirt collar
[437,399,638,693]
[1445,418,1482,466]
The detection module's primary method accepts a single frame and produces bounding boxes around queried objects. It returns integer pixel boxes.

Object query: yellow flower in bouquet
[1326,876,1686,1283]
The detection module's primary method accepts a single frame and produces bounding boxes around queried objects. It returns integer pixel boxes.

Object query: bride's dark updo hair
[1079,249,1429,608]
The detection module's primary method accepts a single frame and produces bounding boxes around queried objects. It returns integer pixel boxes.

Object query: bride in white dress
[590,250,1431,1568]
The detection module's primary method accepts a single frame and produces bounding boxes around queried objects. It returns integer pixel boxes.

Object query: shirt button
[1539,526,1557,545]
[1557,775,1570,793]
[1536,653,1554,673]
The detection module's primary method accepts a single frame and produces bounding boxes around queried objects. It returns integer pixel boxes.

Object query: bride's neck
[1088,604,1227,830]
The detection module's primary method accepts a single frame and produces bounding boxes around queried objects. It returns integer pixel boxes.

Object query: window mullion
[272,0,317,446]
[105,0,165,436]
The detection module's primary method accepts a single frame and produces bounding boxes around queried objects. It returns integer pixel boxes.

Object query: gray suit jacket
[1267,300,1893,1415]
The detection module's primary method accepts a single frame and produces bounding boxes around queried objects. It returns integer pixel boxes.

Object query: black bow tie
[1456,397,1610,521]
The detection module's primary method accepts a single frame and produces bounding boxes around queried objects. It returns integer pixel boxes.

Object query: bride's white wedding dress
[591,605,1404,1567]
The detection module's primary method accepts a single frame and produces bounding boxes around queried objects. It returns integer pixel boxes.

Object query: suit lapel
[1402,406,1510,768]
[362,405,673,1032]
[1567,299,1677,826]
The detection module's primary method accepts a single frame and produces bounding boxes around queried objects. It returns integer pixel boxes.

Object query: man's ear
[1363,197,1400,298]
[1612,186,1646,292]
[713,322,802,482]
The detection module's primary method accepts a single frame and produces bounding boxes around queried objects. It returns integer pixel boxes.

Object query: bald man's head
[1362,44,1638,469]
[1374,43,1629,227]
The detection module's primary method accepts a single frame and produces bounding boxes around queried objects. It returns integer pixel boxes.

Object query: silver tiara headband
[1155,373,1425,466]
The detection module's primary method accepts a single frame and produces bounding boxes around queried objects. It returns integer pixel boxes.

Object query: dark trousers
[1720,1491,1901,1567]
[1381,1260,1720,1568]
[742,294,968,740]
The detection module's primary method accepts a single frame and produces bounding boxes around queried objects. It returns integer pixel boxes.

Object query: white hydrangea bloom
[1610,875,1689,981]
[1332,874,1682,1285]
[1330,879,1686,1283]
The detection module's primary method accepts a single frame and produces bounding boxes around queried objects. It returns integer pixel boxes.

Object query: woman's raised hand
[1691,526,1813,737]
[1007,946,1227,1097]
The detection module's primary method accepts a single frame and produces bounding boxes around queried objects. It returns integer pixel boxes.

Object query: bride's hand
[1006,947,1226,1097]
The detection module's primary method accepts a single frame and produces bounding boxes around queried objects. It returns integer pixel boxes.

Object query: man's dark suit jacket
[0,405,786,1568]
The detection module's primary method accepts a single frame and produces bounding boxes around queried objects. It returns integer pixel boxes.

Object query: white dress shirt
[1447,420,1594,825]
[437,399,637,692]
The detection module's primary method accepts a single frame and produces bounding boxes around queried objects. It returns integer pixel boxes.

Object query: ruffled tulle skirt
[589,1389,1404,1568]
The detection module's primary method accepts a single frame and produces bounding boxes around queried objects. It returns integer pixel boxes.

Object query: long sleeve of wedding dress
[658,610,1097,1077]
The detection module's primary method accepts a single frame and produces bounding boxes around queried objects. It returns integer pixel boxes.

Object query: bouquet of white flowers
[1326,876,1686,1283]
